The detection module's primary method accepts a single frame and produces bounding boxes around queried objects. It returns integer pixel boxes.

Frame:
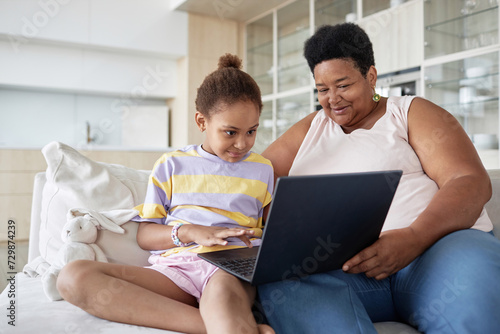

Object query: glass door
[253,100,274,154]
[247,14,274,96]
[315,0,357,28]
[424,0,499,59]
[424,52,499,153]
[277,92,311,138]
[277,0,311,92]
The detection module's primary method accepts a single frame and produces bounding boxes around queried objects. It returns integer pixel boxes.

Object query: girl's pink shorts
[146,252,219,302]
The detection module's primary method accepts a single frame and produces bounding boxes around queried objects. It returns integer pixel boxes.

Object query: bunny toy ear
[90,211,126,234]
[67,208,125,234]
[67,208,83,221]
[101,209,139,226]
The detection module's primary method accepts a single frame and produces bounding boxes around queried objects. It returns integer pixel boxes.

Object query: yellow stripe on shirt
[166,174,271,205]
[151,149,201,170]
[134,203,168,219]
[160,243,256,257]
[151,175,172,201]
[243,152,273,168]
[148,149,202,201]
[170,205,263,229]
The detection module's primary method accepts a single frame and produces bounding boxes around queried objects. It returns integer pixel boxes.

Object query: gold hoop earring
[372,91,381,102]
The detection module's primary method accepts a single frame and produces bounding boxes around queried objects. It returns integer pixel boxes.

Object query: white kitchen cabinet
[424,0,498,59]
[245,0,421,153]
[358,0,423,75]
[423,0,500,168]
[0,0,185,149]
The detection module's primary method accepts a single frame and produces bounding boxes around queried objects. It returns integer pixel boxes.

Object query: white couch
[1,142,499,334]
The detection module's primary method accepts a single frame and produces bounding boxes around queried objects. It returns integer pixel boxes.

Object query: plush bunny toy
[41,208,138,301]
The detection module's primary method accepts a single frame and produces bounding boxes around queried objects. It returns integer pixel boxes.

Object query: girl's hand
[178,224,256,247]
[341,227,425,280]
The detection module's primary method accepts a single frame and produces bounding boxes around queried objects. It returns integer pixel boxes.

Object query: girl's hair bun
[196,52,262,117]
[218,53,242,70]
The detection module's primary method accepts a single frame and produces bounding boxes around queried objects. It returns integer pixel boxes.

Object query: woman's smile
[330,105,349,115]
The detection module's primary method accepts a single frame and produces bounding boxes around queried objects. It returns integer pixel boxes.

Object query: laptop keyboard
[218,257,256,276]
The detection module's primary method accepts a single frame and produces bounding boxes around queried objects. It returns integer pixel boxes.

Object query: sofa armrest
[28,172,46,263]
[485,169,500,239]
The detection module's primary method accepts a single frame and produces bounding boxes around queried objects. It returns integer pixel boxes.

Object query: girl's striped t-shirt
[133,144,274,255]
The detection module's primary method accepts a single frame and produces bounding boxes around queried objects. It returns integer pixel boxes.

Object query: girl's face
[314,58,378,132]
[195,100,260,163]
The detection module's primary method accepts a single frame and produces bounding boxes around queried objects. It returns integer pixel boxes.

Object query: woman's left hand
[341,227,425,280]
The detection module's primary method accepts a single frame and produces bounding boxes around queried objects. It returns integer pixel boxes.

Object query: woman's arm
[406,97,491,247]
[262,111,317,181]
[343,97,492,279]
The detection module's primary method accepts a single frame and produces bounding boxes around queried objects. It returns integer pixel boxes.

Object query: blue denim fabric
[257,229,500,334]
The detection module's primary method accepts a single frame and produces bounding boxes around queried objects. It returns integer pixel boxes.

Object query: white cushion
[38,142,151,267]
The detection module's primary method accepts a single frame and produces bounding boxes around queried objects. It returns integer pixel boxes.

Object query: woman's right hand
[342,227,425,280]
[178,224,256,247]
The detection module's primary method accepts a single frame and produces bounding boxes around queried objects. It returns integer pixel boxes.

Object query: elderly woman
[257,23,500,333]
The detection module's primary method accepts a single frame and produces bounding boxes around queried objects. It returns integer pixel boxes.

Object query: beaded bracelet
[171,222,190,247]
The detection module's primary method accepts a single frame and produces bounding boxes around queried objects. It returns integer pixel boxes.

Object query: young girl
[57,54,275,334]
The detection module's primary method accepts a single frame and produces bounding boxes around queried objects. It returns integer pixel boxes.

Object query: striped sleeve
[132,153,172,224]
[246,153,274,226]
[246,152,274,205]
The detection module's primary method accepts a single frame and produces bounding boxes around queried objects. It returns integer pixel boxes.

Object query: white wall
[0,0,187,148]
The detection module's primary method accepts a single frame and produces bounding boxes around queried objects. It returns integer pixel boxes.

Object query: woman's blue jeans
[256,229,500,333]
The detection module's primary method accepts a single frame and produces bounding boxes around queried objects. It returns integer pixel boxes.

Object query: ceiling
[172,0,291,22]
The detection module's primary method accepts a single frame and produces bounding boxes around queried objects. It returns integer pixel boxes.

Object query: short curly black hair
[304,23,375,77]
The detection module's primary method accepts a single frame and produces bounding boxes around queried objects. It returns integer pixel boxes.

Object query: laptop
[198,170,402,285]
